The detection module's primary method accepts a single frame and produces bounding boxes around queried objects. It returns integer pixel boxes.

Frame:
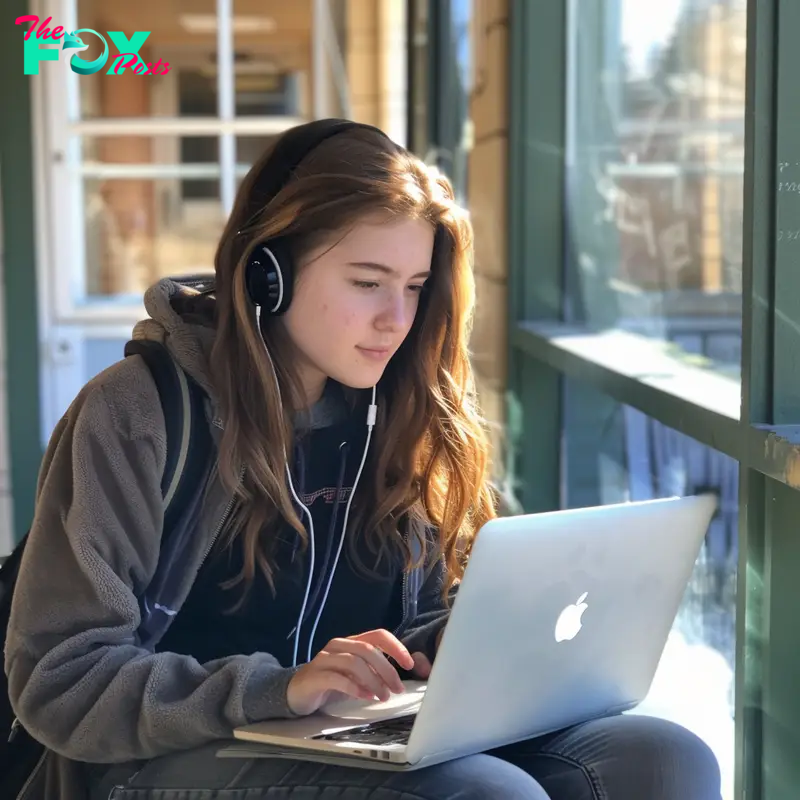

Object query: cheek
[305,304,360,350]
[315,299,346,328]
[297,285,371,341]
[329,298,367,332]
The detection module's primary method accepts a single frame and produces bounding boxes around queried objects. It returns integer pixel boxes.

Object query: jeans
[96,714,722,800]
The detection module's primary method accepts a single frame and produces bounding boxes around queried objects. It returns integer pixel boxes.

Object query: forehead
[331,218,434,267]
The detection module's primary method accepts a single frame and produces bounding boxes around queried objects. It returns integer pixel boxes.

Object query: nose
[375,288,414,332]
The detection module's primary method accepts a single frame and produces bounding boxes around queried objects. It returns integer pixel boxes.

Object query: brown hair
[205,124,497,606]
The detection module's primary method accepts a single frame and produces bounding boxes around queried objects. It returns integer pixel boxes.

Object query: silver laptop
[222,494,718,771]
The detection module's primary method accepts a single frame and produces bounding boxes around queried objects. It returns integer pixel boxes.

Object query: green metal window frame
[405,0,470,202]
[508,0,798,798]
[0,0,44,545]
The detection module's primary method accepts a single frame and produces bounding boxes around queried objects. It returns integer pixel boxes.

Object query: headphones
[240,118,388,666]
[243,117,392,316]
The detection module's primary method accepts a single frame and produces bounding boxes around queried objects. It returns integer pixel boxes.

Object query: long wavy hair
[204,123,497,606]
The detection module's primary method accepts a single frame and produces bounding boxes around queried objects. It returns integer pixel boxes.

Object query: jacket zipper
[393,570,409,636]
[197,461,244,570]
[392,522,411,636]
[15,747,47,800]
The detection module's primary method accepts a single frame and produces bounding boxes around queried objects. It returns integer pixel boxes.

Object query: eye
[409,284,426,293]
[352,280,379,289]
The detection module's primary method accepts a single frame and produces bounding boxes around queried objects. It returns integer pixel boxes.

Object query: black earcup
[245,238,295,315]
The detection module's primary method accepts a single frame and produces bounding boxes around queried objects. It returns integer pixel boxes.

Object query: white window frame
[32,0,304,326]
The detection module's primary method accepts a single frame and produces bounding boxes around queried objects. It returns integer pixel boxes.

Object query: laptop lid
[404,494,718,764]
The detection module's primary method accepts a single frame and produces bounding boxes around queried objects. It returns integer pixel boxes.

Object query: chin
[335,369,387,390]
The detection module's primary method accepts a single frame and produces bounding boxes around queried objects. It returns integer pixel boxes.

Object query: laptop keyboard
[310,714,415,746]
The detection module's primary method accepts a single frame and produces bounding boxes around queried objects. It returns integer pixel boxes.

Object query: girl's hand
[286,629,416,716]
[409,627,445,679]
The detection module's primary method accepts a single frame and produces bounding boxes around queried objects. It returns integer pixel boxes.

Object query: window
[508,0,800,798]
[44,0,409,306]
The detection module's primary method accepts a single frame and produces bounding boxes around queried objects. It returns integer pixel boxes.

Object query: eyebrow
[347,261,431,280]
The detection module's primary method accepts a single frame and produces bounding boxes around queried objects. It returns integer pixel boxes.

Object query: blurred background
[3,2,799,799]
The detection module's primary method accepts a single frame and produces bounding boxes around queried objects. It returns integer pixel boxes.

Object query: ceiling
[76,0,314,70]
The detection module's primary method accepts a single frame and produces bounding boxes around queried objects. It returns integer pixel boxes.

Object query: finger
[326,639,405,693]
[350,629,415,671]
[411,651,432,679]
[318,652,392,700]
[317,670,375,701]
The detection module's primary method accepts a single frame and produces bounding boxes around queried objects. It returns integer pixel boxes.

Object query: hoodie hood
[130,276,350,431]
[131,277,219,407]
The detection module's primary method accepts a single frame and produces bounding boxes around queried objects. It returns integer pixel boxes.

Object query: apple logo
[554,592,589,642]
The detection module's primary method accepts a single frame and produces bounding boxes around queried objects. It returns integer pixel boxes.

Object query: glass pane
[172,64,302,119]
[565,1,746,396]
[563,377,737,800]
[233,0,308,116]
[440,0,472,204]
[83,177,221,297]
[407,0,432,156]
[74,0,407,128]
[75,1,303,120]
[220,0,407,141]
[406,0,471,198]
[75,0,211,120]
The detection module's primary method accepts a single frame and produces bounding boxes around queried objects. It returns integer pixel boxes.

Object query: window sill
[512,321,800,490]
[512,321,742,457]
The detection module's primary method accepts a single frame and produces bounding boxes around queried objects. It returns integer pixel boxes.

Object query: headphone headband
[243,118,388,226]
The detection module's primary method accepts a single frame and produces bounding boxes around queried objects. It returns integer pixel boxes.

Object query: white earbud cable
[255,305,377,667]
[305,386,377,662]
[257,305,315,667]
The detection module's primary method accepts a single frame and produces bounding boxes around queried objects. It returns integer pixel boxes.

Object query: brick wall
[467,0,510,471]
[346,0,408,143]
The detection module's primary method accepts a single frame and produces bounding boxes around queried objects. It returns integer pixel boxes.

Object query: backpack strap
[1,341,211,580]
[123,340,213,538]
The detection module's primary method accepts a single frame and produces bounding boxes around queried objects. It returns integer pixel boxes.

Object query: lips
[356,346,391,360]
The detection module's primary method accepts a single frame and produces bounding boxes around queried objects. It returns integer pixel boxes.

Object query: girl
[5,119,721,800]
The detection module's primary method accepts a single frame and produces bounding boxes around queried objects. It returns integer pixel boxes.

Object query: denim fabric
[97,714,721,800]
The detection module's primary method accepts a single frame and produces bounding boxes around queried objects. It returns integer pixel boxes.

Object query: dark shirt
[157,383,405,666]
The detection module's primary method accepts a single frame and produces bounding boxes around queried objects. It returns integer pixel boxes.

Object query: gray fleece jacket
[4,278,450,800]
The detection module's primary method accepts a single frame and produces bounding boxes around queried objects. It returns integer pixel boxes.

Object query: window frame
[35,0,305,322]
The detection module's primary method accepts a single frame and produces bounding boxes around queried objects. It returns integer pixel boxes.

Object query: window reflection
[83,176,222,296]
[565,0,746,387]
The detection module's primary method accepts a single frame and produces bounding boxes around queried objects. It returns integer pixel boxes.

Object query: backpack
[0,340,213,798]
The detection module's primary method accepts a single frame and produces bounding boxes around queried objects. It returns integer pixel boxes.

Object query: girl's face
[282,216,434,404]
